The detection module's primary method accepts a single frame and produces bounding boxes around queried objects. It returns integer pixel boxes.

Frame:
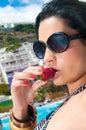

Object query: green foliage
[3,36,21,52]
[0,100,12,107]
[0,103,13,112]
[1,23,36,49]
[0,32,4,35]
[34,82,68,101]
[37,82,67,93]
[14,24,35,33]
[0,35,3,40]
[0,84,11,95]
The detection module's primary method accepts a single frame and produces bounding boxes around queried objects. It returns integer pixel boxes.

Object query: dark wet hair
[35,0,86,42]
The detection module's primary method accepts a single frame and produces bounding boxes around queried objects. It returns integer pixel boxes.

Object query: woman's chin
[53,78,65,86]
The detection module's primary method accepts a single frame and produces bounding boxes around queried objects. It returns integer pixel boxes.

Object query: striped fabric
[34,84,86,130]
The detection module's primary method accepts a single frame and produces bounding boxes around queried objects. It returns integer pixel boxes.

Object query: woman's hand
[11,66,46,120]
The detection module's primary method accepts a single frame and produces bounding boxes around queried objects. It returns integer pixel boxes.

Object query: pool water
[1,117,9,130]
[1,100,62,130]
[37,101,62,122]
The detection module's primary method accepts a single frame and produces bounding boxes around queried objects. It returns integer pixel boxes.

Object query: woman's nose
[44,48,56,67]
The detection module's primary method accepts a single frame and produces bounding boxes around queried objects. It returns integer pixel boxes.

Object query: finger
[13,68,43,80]
[11,80,31,102]
[32,80,47,92]
[13,72,36,80]
[24,66,44,75]
[11,79,29,88]
[24,66,44,72]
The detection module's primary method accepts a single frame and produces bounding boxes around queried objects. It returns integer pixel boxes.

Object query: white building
[0,42,41,87]
[0,68,6,83]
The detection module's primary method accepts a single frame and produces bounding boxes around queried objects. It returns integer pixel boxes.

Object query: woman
[0,119,2,130]
[10,0,86,130]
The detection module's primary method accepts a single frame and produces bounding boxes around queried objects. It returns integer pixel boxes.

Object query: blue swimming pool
[1,117,9,130]
[37,100,62,122]
[1,100,62,130]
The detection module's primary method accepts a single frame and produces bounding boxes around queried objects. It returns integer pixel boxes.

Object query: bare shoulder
[46,89,86,130]
[80,89,86,107]
[68,89,86,109]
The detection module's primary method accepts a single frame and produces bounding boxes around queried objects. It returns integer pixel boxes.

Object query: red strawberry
[41,68,57,81]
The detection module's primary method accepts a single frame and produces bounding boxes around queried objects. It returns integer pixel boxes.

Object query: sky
[0,0,50,24]
[0,0,85,24]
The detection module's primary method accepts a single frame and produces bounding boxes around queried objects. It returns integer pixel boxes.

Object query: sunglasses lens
[47,33,69,53]
[33,41,46,59]
[33,33,69,59]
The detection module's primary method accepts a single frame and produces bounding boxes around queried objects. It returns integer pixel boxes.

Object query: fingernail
[38,66,44,72]
[39,66,44,70]
[23,81,29,85]
[29,74,36,79]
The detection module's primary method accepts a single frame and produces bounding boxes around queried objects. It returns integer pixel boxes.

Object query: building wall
[0,68,6,83]
[0,42,42,87]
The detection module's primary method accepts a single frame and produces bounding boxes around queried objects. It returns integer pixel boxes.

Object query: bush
[0,100,13,112]
[34,83,69,102]
[0,84,11,95]
[0,105,13,112]
[14,24,35,33]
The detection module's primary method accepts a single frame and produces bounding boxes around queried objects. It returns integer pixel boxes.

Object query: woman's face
[38,17,86,86]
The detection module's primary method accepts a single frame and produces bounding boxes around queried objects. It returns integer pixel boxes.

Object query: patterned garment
[34,84,86,130]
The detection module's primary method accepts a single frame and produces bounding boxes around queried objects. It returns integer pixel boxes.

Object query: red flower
[41,68,57,81]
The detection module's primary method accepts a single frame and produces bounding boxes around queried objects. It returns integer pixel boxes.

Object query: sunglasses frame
[33,32,84,59]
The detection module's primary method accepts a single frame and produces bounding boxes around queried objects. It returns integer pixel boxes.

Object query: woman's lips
[53,70,60,79]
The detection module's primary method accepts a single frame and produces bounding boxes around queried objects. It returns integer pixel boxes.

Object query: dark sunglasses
[33,32,84,59]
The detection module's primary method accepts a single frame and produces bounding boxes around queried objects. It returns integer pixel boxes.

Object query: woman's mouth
[53,70,60,79]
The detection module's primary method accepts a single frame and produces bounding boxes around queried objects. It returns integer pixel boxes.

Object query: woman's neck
[67,73,86,94]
